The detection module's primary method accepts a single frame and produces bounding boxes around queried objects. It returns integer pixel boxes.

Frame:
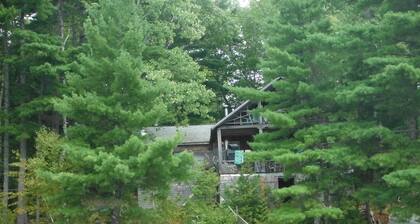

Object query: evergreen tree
[1,0,418,223]
[238,0,420,223]
[39,0,213,222]
[0,1,66,223]
[0,3,15,221]
[346,0,420,219]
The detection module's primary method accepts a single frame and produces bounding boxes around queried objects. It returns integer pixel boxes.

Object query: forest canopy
[1,0,419,223]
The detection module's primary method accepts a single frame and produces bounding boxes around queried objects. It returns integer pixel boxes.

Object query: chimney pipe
[223,103,229,117]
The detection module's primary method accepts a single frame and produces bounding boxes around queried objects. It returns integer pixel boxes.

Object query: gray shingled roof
[145,124,214,145]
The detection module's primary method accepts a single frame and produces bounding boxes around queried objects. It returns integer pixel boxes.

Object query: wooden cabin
[145,78,286,200]
[208,79,285,196]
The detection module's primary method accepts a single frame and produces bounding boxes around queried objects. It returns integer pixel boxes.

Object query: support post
[17,138,28,224]
[258,101,263,134]
[217,128,223,172]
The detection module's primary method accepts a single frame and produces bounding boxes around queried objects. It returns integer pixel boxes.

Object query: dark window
[278,177,294,202]
[278,177,294,188]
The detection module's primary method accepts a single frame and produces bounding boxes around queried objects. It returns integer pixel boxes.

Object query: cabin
[145,124,214,165]
[144,81,420,224]
[208,79,285,197]
[145,78,286,200]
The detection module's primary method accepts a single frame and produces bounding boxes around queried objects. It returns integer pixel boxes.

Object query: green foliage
[226,176,268,224]
[1,0,74,222]
[238,0,420,223]
[29,0,217,222]
[25,129,67,223]
[129,168,235,224]
[267,206,306,224]
[3,0,420,223]
[190,168,219,203]
[185,168,236,224]
[261,110,296,129]
[383,168,420,218]
[182,0,264,119]
[273,185,311,199]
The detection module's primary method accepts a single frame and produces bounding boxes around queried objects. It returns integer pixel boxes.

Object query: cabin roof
[145,124,214,145]
[211,77,281,131]
[145,77,280,146]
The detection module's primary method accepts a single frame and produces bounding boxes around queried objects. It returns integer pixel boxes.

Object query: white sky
[238,0,250,7]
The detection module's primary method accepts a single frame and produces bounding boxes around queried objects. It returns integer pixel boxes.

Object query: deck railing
[219,160,283,174]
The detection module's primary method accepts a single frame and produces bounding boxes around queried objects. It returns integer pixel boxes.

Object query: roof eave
[178,142,210,146]
[211,77,281,132]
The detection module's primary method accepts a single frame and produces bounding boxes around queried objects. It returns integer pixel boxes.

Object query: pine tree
[348,0,420,219]
[238,0,420,223]
[1,1,61,223]
[0,3,14,221]
[39,0,213,222]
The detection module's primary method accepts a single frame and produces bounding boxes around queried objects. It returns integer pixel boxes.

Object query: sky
[238,0,250,7]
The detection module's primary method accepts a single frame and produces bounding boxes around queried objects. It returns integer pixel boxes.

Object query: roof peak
[212,77,281,131]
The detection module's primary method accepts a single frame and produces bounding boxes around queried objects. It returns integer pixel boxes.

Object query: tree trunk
[58,0,68,137]
[0,40,3,222]
[111,186,123,224]
[58,0,64,42]
[14,13,29,223]
[407,116,417,140]
[111,207,121,224]
[35,197,40,224]
[364,203,374,224]
[314,192,324,224]
[2,27,10,224]
[17,138,28,224]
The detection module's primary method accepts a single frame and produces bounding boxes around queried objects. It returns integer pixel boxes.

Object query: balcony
[219,160,283,174]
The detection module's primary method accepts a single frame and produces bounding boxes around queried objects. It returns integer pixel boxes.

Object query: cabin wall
[175,144,214,165]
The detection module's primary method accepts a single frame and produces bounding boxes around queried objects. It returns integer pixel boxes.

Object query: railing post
[258,101,263,134]
[217,128,223,172]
